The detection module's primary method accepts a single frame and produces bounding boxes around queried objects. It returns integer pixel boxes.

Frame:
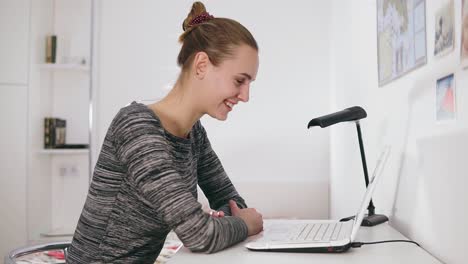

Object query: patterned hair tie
[188,12,214,28]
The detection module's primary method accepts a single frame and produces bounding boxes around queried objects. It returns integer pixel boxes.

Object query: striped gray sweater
[66,102,248,263]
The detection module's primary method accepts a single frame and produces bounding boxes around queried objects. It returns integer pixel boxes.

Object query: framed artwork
[377,0,427,86]
[461,0,468,67]
[436,74,456,122]
[434,0,454,56]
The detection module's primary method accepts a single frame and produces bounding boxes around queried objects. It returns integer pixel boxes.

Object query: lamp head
[307,106,367,128]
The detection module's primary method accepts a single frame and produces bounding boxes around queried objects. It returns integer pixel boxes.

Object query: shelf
[40,227,75,238]
[39,63,89,72]
[38,149,89,155]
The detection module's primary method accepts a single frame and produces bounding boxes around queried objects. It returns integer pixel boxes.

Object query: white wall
[94,0,332,219]
[330,0,467,263]
[0,86,28,258]
[0,0,30,258]
[26,0,54,243]
[0,0,30,85]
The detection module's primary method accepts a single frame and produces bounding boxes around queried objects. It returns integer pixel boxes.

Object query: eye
[235,78,245,87]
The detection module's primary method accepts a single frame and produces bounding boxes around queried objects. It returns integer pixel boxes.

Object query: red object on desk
[46,250,65,260]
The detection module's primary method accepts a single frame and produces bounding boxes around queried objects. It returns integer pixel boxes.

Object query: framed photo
[434,0,454,57]
[377,0,427,86]
[436,74,456,122]
[461,0,468,67]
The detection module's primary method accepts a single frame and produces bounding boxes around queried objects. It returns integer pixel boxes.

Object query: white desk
[170,220,441,264]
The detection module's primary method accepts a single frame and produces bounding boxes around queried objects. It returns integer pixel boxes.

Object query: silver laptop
[245,146,391,253]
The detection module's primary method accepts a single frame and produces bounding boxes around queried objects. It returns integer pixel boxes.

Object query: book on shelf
[44,117,66,148]
[45,35,57,63]
[43,117,89,150]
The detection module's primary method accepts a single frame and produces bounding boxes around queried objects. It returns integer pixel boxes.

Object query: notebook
[245,146,391,253]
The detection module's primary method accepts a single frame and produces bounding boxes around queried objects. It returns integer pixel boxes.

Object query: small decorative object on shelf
[45,35,57,63]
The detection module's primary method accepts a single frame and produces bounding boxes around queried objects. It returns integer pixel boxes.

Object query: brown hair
[177,2,258,71]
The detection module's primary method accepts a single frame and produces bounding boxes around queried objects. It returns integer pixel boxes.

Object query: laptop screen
[350,146,391,241]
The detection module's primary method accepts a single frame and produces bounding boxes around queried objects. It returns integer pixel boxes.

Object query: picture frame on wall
[377,0,427,86]
[434,0,455,57]
[461,0,468,67]
[436,73,456,122]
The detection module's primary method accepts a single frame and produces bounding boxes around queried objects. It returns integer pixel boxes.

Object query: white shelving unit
[38,149,89,155]
[36,58,91,238]
[25,0,93,243]
[39,63,89,72]
[40,227,75,238]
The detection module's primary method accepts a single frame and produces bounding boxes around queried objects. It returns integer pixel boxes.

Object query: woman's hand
[229,200,263,236]
[209,210,225,218]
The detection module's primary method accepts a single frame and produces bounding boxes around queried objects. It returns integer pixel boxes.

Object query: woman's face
[201,45,259,121]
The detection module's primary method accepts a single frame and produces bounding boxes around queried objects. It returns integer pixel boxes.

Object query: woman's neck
[149,81,202,138]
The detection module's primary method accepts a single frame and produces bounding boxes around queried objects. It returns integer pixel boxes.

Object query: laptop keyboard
[288,223,343,242]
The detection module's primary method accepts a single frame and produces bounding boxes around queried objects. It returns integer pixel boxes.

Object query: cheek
[206,73,237,104]
[214,80,236,99]
[204,77,222,100]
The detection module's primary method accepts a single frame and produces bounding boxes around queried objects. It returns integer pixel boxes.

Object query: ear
[192,51,210,80]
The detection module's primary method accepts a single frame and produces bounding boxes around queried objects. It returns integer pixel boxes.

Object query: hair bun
[187,12,214,29]
[182,1,212,31]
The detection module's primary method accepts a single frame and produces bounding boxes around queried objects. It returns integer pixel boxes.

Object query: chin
[208,111,228,121]
[215,114,228,121]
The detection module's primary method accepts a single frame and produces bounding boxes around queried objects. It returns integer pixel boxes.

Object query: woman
[67,2,263,263]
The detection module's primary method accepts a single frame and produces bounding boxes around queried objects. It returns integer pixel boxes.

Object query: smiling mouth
[224,100,234,109]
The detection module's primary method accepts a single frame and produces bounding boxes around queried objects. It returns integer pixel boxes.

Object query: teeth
[225,101,233,108]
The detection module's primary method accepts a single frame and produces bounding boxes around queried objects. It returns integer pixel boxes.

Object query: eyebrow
[239,73,254,81]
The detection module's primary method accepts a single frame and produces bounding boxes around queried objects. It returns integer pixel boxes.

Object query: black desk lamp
[307,106,388,226]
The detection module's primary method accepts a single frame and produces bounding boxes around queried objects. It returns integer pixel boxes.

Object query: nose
[237,85,250,102]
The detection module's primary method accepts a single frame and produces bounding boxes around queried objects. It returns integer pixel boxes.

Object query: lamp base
[361,214,388,226]
[339,213,389,226]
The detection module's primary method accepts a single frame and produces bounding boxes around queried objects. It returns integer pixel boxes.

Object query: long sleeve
[113,112,248,253]
[196,123,248,216]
